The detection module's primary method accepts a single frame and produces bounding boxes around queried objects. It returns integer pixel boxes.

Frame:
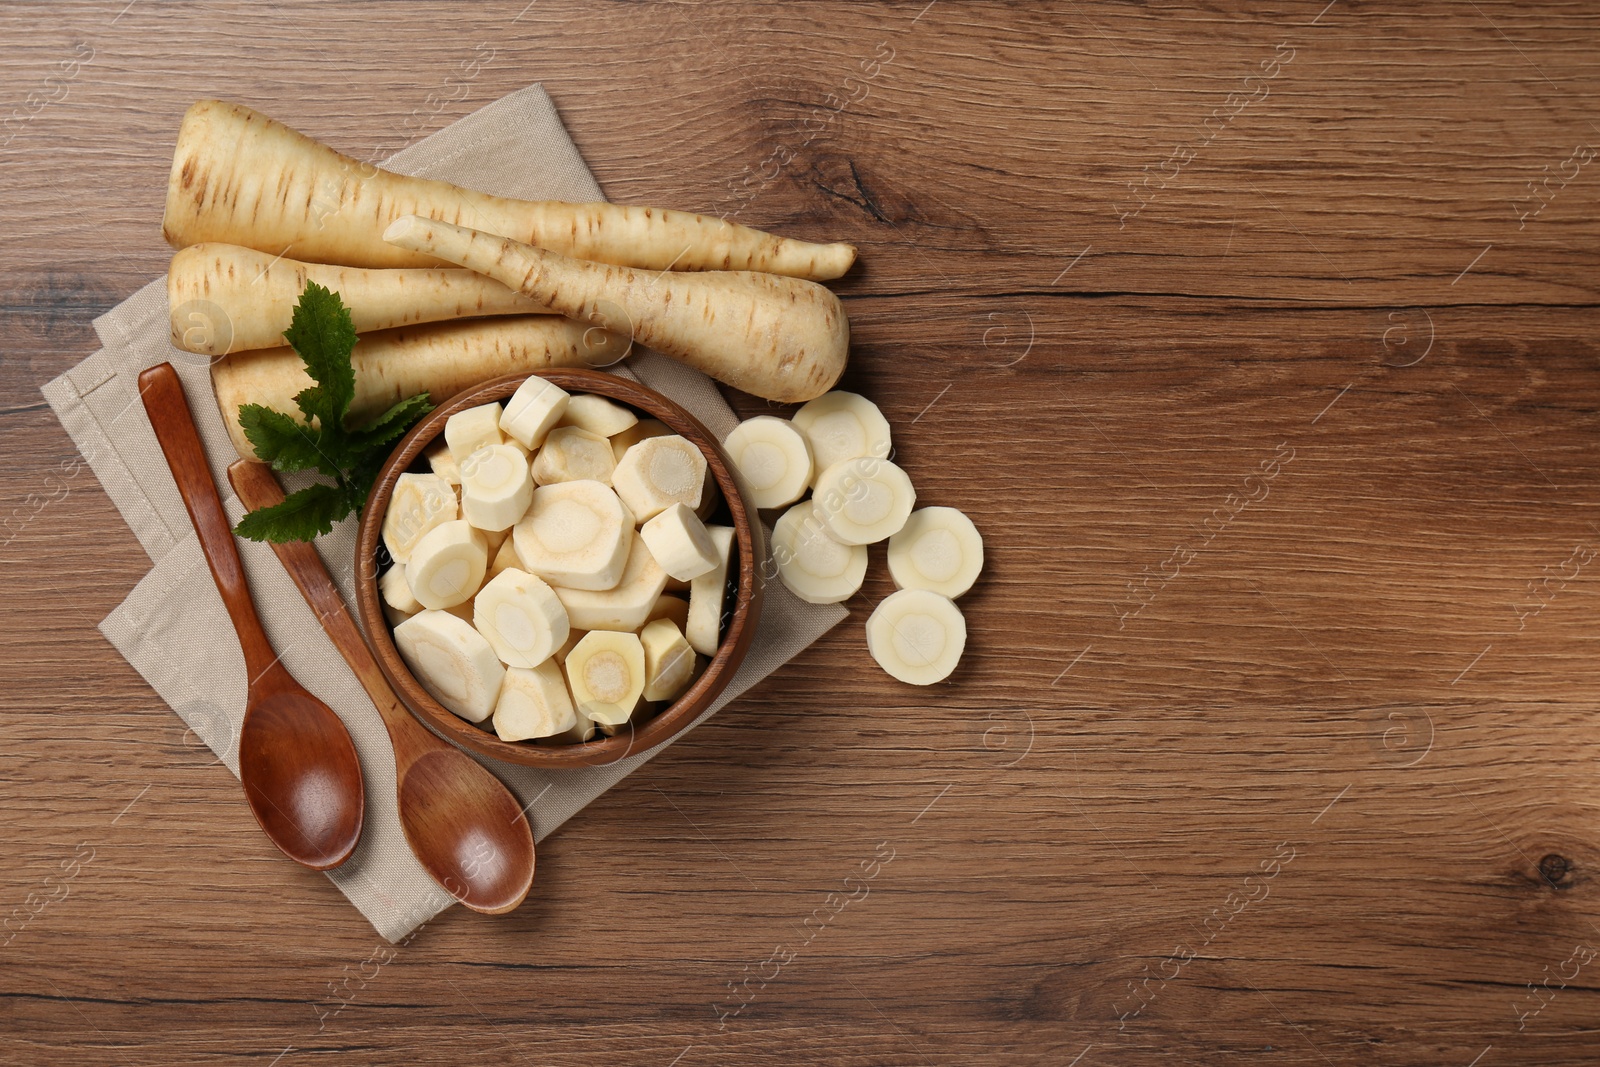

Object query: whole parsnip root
[163,99,857,280]
[211,316,625,458]
[169,243,554,355]
[383,216,849,404]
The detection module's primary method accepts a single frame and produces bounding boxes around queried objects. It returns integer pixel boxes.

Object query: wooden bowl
[355,370,764,768]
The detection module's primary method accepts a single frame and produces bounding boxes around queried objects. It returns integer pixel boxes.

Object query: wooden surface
[4,2,1600,1063]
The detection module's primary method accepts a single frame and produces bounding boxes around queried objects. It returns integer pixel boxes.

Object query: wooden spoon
[227,459,535,915]
[137,362,363,870]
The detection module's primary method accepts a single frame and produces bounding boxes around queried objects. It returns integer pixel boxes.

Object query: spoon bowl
[396,748,535,913]
[239,688,366,870]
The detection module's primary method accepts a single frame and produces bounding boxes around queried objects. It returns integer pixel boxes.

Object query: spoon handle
[138,363,282,684]
[226,458,438,766]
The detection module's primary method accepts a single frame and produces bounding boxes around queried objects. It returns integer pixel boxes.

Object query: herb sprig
[233,282,432,543]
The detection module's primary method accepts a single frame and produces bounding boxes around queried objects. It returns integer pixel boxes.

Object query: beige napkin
[41,86,848,941]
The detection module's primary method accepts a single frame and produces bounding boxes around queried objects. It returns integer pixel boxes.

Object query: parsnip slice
[595,697,652,737]
[813,457,916,546]
[865,589,966,686]
[444,402,504,466]
[564,631,646,726]
[552,536,668,631]
[640,618,696,702]
[513,480,634,591]
[686,525,734,656]
[460,442,534,532]
[792,391,892,482]
[493,660,578,742]
[611,434,706,521]
[887,506,983,599]
[405,519,488,609]
[540,706,597,745]
[772,501,867,604]
[610,418,672,463]
[425,440,461,485]
[647,594,691,631]
[474,568,570,668]
[486,536,523,582]
[723,416,813,510]
[394,610,506,722]
[559,394,638,437]
[379,564,423,616]
[382,472,458,564]
[531,425,615,486]
[500,375,569,449]
[639,502,718,582]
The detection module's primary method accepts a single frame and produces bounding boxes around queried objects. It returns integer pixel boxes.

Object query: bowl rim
[354,369,765,768]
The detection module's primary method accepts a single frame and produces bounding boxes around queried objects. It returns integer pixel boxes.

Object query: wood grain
[4,2,1600,1064]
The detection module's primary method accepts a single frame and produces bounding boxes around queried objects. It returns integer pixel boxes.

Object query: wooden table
[5,2,1599,1063]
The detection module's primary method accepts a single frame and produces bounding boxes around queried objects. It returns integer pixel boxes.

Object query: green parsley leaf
[232,282,432,543]
[233,482,354,543]
[283,281,358,428]
[346,393,435,455]
[238,403,333,475]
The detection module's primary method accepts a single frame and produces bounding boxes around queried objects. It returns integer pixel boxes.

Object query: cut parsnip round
[560,393,638,437]
[888,506,983,599]
[792,391,892,481]
[405,519,488,609]
[564,630,646,726]
[513,480,634,591]
[379,564,423,616]
[459,443,534,532]
[640,502,718,582]
[640,618,696,702]
[686,525,734,656]
[772,501,867,604]
[865,589,966,686]
[813,457,916,546]
[394,610,506,722]
[382,472,458,564]
[723,416,813,510]
[500,375,569,449]
[473,568,570,668]
[613,435,706,521]
[648,594,690,631]
[610,418,671,464]
[424,439,461,485]
[552,537,668,631]
[492,660,578,742]
[444,402,504,466]
[531,425,615,486]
